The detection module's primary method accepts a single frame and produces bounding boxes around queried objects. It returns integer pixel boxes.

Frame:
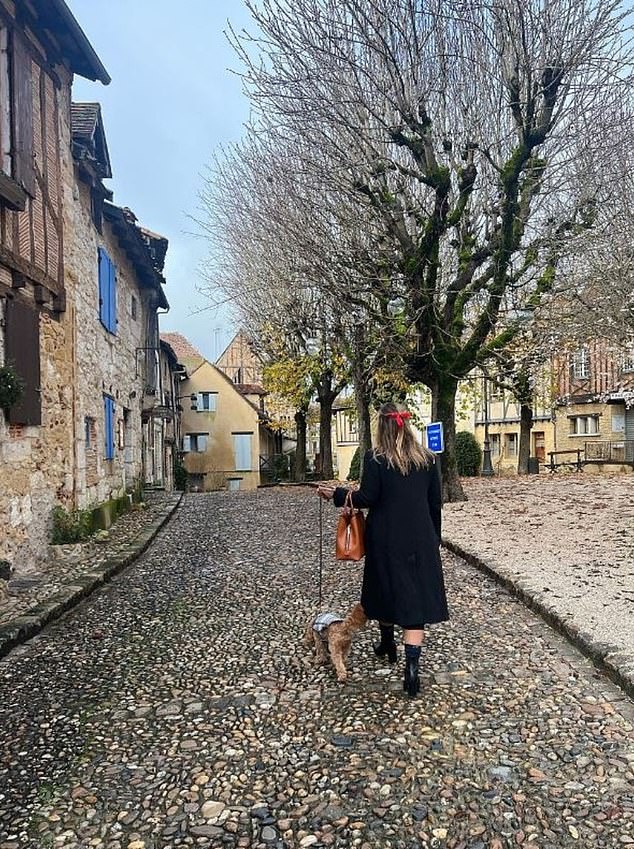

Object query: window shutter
[98,249,117,333]
[234,434,252,471]
[11,34,35,196]
[5,296,41,425]
[209,393,217,412]
[98,248,109,328]
[182,435,191,452]
[197,393,204,411]
[198,434,208,453]
[108,254,117,333]
[104,395,115,460]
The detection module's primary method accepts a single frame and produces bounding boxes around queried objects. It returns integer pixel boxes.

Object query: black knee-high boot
[403,644,421,697]
[374,623,397,663]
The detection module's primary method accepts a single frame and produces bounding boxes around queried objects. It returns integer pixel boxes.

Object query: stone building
[552,340,634,470]
[162,332,278,491]
[0,0,109,572]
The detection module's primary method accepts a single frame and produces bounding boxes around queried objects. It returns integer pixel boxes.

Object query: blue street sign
[425,421,444,453]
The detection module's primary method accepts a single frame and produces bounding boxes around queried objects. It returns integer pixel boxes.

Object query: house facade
[553,340,634,470]
[0,1,109,571]
[162,332,277,491]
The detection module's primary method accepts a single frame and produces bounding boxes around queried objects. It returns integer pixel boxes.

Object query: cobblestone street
[1,489,632,849]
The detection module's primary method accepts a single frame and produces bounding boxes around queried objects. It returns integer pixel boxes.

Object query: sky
[68,0,252,361]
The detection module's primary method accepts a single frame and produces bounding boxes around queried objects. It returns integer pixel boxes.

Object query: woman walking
[318,402,449,696]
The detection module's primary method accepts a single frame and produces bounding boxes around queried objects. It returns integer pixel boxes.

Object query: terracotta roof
[160,333,204,363]
[236,383,267,396]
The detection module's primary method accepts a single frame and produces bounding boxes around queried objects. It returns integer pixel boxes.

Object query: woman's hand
[317,485,335,500]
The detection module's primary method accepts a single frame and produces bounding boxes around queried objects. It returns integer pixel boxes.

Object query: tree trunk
[517,403,533,475]
[318,391,335,479]
[294,408,307,482]
[430,378,466,503]
[354,381,372,484]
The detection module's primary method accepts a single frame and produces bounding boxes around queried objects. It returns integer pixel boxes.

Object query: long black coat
[334,451,449,628]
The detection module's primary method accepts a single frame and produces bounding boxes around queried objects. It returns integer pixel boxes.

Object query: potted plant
[0,364,25,414]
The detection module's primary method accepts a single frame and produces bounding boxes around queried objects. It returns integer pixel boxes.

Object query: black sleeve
[428,460,442,542]
[333,451,381,509]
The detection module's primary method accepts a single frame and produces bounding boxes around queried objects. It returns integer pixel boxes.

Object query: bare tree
[225,0,634,500]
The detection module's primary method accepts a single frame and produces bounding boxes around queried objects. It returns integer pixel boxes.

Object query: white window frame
[489,433,500,457]
[571,348,590,380]
[183,433,208,453]
[197,392,217,412]
[621,351,634,374]
[505,432,518,457]
[233,432,253,471]
[568,415,600,436]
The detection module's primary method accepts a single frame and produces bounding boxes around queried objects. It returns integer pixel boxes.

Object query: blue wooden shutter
[104,395,115,460]
[98,248,117,333]
[234,434,252,471]
[98,248,109,328]
[108,253,117,332]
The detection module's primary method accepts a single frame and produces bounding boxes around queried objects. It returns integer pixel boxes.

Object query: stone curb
[442,537,634,700]
[0,494,183,661]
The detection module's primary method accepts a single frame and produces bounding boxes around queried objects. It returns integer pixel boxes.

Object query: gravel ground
[443,475,634,690]
[0,493,176,627]
[0,488,632,849]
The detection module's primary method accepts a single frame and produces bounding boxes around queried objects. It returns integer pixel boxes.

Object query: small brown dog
[303,603,367,682]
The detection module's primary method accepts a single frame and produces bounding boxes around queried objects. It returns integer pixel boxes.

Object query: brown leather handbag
[336,490,366,561]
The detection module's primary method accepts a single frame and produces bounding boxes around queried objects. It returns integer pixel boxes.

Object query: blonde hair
[374,402,435,475]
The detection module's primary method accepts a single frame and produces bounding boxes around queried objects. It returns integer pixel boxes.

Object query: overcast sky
[69,0,252,361]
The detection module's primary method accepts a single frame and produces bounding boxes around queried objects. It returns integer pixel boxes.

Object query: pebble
[0,489,631,849]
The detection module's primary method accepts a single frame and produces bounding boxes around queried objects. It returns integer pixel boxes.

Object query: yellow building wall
[554,400,633,474]
[180,361,262,491]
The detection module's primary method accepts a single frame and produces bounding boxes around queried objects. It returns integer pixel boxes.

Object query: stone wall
[64,180,152,509]
[0,70,75,574]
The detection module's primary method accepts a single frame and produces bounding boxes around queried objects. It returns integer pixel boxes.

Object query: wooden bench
[545,449,583,473]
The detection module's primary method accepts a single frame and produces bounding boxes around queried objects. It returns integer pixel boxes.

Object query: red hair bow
[385,410,411,428]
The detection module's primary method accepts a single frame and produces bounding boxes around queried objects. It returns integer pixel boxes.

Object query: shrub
[347,446,361,481]
[174,458,188,491]
[0,364,24,412]
[51,506,93,544]
[455,431,482,476]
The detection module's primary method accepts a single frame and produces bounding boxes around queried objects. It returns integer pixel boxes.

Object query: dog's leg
[329,642,348,682]
[314,632,328,665]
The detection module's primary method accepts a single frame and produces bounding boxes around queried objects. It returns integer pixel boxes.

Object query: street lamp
[481,374,494,476]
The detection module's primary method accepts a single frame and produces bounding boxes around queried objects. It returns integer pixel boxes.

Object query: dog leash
[318,495,323,607]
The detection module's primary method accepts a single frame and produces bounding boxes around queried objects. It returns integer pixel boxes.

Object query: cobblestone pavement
[0,489,633,849]
[443,475,634,692]
[0,492,177,627]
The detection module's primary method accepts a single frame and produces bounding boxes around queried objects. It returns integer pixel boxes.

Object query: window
[571,348,590,380]
[182,433,208,453]
[5,296,41,425]
[98,247,117,334]
[621,351,634,374]
[489,434,500,457]
[131,295,138,320]
[612,411,625,433]
[196,392,217,412]
[569,415,599,436]
[103,396,115,460]
[505,433,518,457]
[233,433,253,471]
[0,29,35,202]
[227,478,242,491]
[85,416,95,448]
